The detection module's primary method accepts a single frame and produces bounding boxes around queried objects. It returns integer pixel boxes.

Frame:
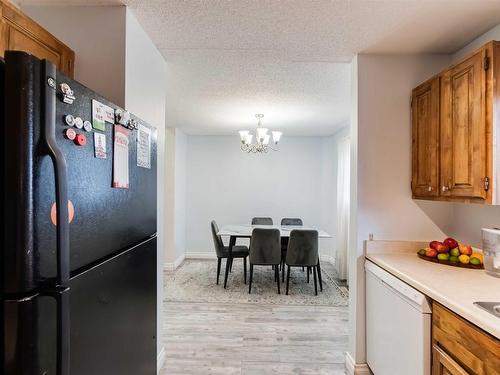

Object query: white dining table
[217,224,331,288]
[217,224,332,238]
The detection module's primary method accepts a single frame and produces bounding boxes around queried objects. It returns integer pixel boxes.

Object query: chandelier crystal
[239,114,282,153]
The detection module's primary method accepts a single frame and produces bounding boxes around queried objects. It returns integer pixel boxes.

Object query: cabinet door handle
[427,186,433,192]
[442,186,449,192]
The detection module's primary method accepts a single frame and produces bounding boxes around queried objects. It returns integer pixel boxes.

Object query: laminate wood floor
[159,300,349,374]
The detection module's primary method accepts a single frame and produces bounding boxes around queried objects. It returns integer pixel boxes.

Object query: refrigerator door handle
[41,60,70,286]
[42,286,70,375]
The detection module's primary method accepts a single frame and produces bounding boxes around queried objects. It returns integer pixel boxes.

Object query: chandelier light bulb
[272,131,282,144]
[238,114,282,153]
[239,130,249,143]
[244,134,253,145]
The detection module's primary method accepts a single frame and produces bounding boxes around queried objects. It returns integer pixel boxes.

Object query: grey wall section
[350,53,452,364]
[184,135,337,256]
[23,6,127,107]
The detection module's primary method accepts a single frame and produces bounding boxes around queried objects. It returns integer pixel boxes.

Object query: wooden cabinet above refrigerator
[411,41,500,204]
[0,0,74,77]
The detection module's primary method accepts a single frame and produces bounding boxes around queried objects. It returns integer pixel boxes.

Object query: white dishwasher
[365,260,432,375]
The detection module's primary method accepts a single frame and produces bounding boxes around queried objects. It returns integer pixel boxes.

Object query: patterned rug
[164,259,349,306]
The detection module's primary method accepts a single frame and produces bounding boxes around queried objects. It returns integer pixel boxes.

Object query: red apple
[443,237,458,250]
[426,248,438,258]
[435,242,449,253]
[429,240,440,250]
[458,243,473,256]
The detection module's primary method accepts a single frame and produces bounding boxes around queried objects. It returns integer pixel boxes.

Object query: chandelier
[238,114,282,153]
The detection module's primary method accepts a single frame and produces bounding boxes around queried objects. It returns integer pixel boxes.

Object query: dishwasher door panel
[366,264,431,375]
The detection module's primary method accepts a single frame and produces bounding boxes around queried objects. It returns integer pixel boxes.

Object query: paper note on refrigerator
[93,132,107,159]
[113,125,129,188]
[92,99,115,131]
[137,123,151,169]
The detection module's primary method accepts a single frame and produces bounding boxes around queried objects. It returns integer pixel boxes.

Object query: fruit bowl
[417,253,484,269]
[417,238,484,269]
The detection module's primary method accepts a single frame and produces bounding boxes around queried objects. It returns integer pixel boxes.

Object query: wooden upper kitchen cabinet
[412,77,440,198]
[412,41,500,204]
[440,49,487,200]
[0,0,74,77]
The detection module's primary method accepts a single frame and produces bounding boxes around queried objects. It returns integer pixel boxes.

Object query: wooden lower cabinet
[433,344,469,375]
[432,302,500,375]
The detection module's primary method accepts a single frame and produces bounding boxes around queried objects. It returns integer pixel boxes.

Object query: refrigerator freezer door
[69,236,157,375]
[3,294,58,374]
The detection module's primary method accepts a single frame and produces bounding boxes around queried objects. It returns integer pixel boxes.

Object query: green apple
[450,248,460,257]
[437,253,450,261]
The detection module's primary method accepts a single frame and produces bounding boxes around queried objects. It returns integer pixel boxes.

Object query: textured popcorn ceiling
[19,0,500,135]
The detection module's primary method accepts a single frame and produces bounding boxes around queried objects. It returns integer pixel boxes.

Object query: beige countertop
[365,240,500,340]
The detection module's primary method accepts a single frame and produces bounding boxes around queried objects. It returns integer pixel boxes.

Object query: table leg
[224,235,236,289]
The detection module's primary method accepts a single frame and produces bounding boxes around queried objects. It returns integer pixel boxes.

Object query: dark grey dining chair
[251,217,273,225]
[280,218,303,281]
[281,218,303,226]
[211,220,249,285]
[285,229,320,295]
[248,228,281,294]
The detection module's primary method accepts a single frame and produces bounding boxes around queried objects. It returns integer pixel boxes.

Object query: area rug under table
[164,259,348,306]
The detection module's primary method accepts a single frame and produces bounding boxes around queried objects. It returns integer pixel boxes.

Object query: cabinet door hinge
[484,56,490,71]
[484,176,490,191]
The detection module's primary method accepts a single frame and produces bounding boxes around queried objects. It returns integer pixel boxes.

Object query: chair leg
[275,266,280,294]
[248,264,254,294]
[317,259,323,292]
[243,257,247,284]
[286,266,291,295]
[224,256,232,289]
[230,257,233,272]
[307,267,310,283]
[282,259,285,282]
[302,266,304,272]
[216,257,221,285]
[313,266,318,296]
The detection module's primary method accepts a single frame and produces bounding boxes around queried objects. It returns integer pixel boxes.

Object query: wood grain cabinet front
[412,77,440,198]
[412,41,500,204]
[432,302,500,375]
[0,0,74,77]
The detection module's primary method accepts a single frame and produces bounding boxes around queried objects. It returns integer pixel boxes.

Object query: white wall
[349,54,452,364]
[23,6,127,106]
[123,9,168,367]
[184,135,339,257]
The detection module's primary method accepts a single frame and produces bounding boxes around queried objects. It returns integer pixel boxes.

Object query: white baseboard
[185,252,217,260]
[344,352,372,375]
[164,254,185,271]
[157,346,166,374]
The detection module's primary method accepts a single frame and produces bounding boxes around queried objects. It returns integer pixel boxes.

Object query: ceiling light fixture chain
[238,114,282,153]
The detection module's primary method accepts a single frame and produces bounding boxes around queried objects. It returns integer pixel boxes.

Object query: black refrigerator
[1,51,157,375]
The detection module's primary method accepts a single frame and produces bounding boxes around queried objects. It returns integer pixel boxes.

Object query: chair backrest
[249,228,281,265]
[211,220,225,258]
[251,217,273,225]
[286,230,318,267]
[281,218,303,226]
